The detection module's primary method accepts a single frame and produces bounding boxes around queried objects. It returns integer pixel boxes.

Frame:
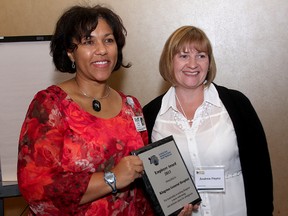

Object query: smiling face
[173,44,209,89]
[67,18,118,83]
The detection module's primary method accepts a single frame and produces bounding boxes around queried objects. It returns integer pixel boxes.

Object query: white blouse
[151,84,247,216]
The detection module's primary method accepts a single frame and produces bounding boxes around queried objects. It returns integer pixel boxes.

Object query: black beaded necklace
[75,79,110,112]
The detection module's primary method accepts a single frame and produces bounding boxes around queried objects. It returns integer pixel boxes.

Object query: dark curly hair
[50,5,130,73]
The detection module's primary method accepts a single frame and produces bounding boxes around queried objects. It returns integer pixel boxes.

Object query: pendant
[92,99,101,112]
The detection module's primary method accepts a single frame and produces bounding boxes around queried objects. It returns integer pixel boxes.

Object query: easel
[0,161,21,216]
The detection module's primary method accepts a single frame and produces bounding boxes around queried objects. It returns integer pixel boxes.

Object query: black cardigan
[143,84,273,216]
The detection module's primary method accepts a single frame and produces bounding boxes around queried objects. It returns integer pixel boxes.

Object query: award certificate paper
[131,136,201,216]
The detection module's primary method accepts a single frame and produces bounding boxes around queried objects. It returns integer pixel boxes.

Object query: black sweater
[143,84,273,216]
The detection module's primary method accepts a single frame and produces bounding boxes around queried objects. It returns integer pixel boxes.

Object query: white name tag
[195,167,225,192]
[133,116,146,132]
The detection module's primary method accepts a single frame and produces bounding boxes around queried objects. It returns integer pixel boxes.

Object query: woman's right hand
[177,204,193,216]
[111,155,144,189]
[178,203,200,216]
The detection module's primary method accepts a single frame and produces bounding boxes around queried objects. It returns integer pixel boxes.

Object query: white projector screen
[0,40,73,181]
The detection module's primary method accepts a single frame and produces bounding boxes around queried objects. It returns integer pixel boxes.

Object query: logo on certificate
[149,155,159,166]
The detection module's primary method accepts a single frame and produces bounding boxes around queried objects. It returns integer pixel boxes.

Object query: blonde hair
[159,26,216,86]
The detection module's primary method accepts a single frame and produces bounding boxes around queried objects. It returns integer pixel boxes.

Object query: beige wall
[1,0,287,215]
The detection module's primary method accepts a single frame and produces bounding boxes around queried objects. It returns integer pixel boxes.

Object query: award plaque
[131,136,201,216]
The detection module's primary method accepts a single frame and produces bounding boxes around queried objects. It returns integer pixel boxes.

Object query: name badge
[133,116,146,132]
[194,167,225,192]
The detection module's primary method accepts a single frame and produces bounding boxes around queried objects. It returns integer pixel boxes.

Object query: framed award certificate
[131,135,201,216]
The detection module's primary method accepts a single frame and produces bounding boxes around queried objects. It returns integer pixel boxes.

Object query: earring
[72,61,75,69]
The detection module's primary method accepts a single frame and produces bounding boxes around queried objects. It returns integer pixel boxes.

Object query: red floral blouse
[17,85,153,216]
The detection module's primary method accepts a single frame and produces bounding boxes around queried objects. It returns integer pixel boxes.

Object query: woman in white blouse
[143,25,273,216]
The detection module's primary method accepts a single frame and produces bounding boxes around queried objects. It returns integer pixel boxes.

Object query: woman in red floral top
[17,5,154,216]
